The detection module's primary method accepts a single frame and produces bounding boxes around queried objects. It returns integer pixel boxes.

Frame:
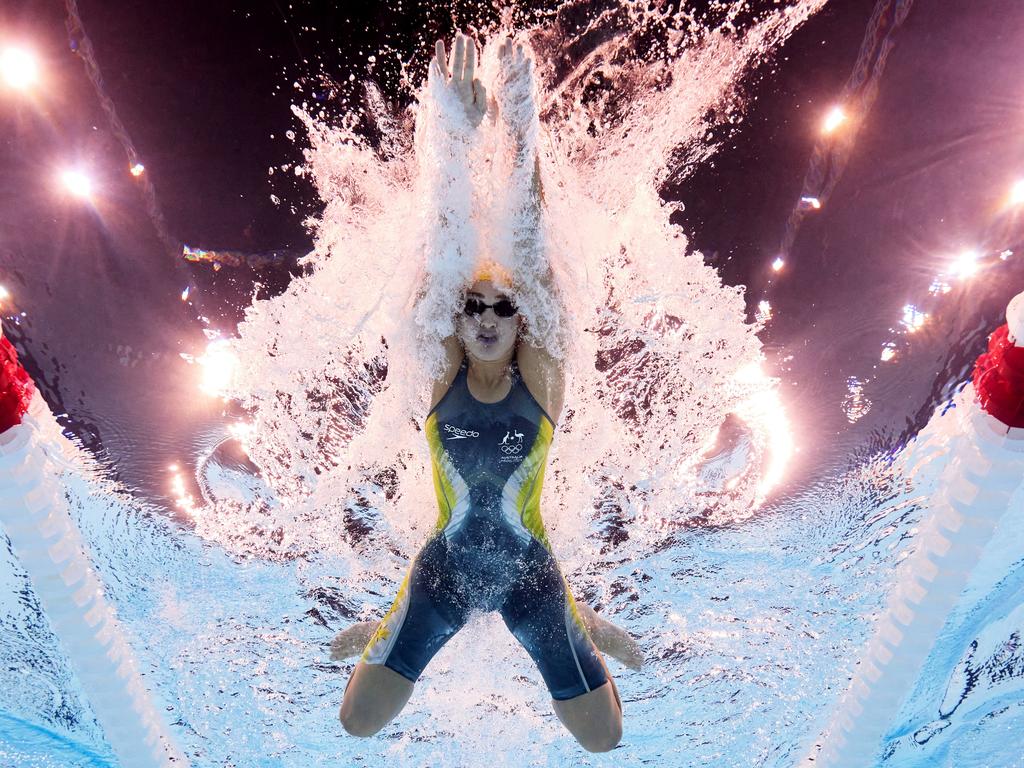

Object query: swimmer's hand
[329,620,378,661]
[431,31,494,129]
[578,604,645,671]
[494,35,538,150]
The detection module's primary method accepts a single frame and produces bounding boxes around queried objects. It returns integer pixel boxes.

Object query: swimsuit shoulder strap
[427,355,469,419]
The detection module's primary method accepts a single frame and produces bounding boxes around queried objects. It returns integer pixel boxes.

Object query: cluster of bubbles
[193,2,826,574]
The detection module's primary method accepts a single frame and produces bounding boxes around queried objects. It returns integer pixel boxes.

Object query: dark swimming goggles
[464,298,518,318]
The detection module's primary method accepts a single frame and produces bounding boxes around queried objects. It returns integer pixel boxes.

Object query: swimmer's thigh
[500,541,621,751]
[340,534,466,736]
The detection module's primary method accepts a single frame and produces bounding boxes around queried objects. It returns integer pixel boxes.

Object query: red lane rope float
[972,324,1024,428]
[0,336,35,433]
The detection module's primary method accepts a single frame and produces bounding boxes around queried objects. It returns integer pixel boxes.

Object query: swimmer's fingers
[456,34,479,109]
[580,605,645,671]
[463,33,477,91]
[328,621,377,661]
[428,57,443,83]
[435,39,450,80]
[451,33,466,91]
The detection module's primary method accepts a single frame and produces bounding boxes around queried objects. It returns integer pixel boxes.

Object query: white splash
[211,5,821,574]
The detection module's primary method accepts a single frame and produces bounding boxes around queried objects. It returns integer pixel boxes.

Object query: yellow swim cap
[471,258,514,287]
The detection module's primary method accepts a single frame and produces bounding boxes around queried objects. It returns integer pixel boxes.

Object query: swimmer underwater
[329,32,644,752]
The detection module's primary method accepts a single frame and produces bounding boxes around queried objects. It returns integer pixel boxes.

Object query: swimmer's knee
[339,704,387,738]
[339,662,416,738]
[552,680,623,753]
[576,722,622,753]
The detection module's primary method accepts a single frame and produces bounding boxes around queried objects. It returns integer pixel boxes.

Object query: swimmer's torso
[361,357,607,699]
[425,357,555,561]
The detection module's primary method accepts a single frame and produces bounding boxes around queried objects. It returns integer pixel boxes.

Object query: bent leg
[551,654,622,752]
[500,540,621,751]
[340,532,466,737]
[576,603,644,670]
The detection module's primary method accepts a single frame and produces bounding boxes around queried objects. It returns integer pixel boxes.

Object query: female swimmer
[332,32,642,752]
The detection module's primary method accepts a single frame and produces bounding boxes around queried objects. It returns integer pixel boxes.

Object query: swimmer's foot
[329,620,378,661]
[577,604,644,671]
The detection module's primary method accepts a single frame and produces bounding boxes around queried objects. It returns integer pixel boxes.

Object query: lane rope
[0,392,189,768]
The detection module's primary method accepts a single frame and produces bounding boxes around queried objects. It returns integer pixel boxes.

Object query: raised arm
[493,37,565,419]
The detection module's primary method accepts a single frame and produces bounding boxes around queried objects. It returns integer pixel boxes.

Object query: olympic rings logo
[500,444,523,455]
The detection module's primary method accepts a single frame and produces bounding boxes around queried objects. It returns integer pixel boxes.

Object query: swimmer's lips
[477,332,498,344]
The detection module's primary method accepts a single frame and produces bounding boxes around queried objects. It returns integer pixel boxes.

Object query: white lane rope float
[0,392,189,768]
[802,291,1024,767]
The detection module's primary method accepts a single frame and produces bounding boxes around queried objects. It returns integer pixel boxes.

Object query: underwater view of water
[1,0,1023,766]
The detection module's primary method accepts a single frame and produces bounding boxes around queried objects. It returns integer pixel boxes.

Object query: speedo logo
[443,423,480,440]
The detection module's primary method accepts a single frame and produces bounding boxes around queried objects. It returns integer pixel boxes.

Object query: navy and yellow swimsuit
[359,357,608,700]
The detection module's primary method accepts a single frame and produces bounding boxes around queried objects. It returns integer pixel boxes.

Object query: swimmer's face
[457,280,522,361]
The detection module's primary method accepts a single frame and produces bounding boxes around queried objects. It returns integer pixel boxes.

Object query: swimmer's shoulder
[516,339,564,426]
[429,335,465,413]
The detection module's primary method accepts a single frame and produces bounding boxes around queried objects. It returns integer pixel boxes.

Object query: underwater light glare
[1011,179,1024,206]
[59,169,93,200]
[900,304,927,333]
[771,256,785,272]
[227,422,255,456]
[0,46,39,90]
[950,249,981,279]
[169,464,197,515]
[197,339,237,397]
[733,362,794,500]
[821,105,847,134]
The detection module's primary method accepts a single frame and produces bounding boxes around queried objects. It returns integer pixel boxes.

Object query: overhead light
[1010,179,1024,206]
[59,169,94,200]
[822,105,847,134]
[1,46,39,90]
[949,249,980,279]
